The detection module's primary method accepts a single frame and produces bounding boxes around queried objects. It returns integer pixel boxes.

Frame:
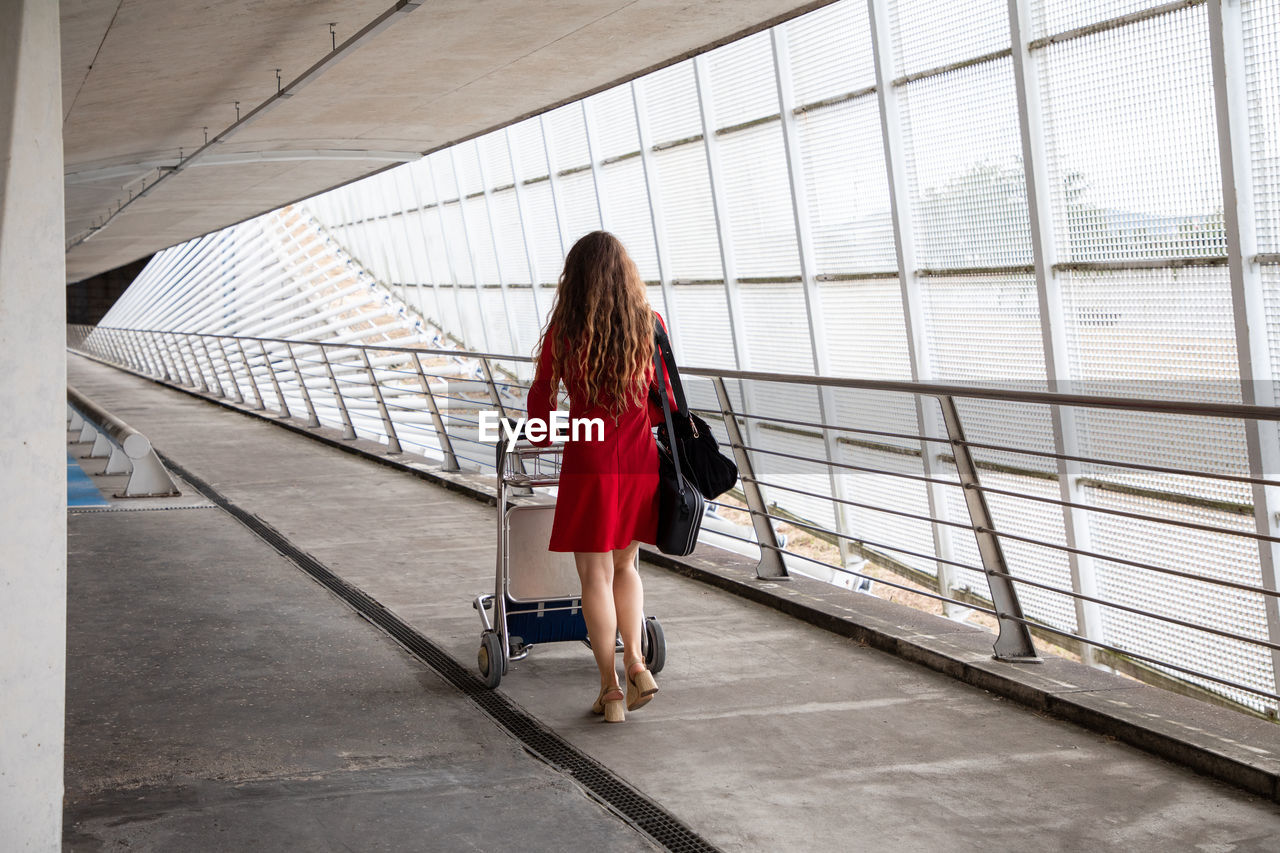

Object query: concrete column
[0,0,66,849]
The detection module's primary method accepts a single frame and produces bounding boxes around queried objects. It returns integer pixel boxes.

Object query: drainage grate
[157,452,720,853]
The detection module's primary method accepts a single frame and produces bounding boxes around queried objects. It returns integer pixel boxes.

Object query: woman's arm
[526,325,556,447]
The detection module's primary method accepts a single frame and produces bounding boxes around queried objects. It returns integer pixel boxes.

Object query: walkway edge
[69,349,1280,804]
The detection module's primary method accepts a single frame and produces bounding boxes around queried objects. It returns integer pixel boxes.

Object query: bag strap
[653,316,688,491]
[652,314,689,416]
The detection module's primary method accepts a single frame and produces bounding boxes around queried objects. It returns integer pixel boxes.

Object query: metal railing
[67,384,180,497]
[67,323,1280,716]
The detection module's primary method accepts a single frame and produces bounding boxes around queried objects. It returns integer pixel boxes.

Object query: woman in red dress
[526,231,675,723]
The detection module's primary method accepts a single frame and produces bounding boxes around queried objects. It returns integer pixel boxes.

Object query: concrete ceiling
[61,0,830,282]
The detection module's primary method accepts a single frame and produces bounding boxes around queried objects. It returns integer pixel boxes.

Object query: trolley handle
[495,416,522,475]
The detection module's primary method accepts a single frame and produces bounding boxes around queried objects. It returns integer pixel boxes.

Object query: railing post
[103,326,129,363]
[95,328,121,364]
[260,340,291,418]
[197,335,227,398]
[937,395,1040,662]
[480,356,528,482]
[713,377,789,579]
[236,338,266,410]
[130,330,158,376]
[124,327,156,376]
[123,330,149,373]
[143,331,171,380]
[161,333,188,384]
[320,345,357,440]
[1008,0,1106,666]
[413,352,459,471]
[286,341,321,427]
[215,337,244,403]
[101,329,127,366]
[478,357,511,420]
[360,347,401,453]
[182,334,210,393]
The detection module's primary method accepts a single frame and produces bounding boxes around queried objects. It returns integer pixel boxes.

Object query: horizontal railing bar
[766,546,1001,618]
[89,326,1280,421]
[974,523,1280,598]
[994,612,1280,703]
[78,326,1280,706]
[693,406,944,446]
[954,436,1280,489]
[971,481,1276,545]
[732,442,962,488]
[751,511,987,576]
[992,569,1280,652]
[743,475,971,531]
[701,526,763,548]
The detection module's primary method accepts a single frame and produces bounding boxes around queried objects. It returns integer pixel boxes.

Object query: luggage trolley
[473,427,666,689]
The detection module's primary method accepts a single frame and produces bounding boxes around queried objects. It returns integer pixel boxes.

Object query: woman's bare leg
[611,540,644,670]
[574,550,619,690]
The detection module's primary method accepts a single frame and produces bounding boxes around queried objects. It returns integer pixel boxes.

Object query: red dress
[526,314,677,553]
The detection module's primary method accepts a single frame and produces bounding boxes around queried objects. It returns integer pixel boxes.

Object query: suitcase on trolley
[473,426,666,688]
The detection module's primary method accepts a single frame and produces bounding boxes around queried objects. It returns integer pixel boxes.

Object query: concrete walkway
[66,352,1280,851]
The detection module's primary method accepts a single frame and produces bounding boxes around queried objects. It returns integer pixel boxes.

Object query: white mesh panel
[478,133,514,189]
[670,285,736,370]
[652,142,721,280]
[636,60,701,145]
[890,0,1010,78]
[921,274,1053,472]
[840,441,938,578]
[706,31,779,129]
[784,0,874,105]
[546,103,591,170]
[555,170,602,248]
[752,422,838,534]
[819,279,912,380]
[488,189,531,285]
[587,87,641,160]
[479,287,516,355]
[899,57,1032,268]
[599,158,659,281]
[1244,0,1280,254]
[1039,5,1224,262]
[452,144,485,196]
[509,118,550,179]
[1088,488,1273,712]
[646,285,671,330]
[439,202,473,285]
[796,96,896,275]
[1032,0,1171,41]
[521,181,565,283]
[1061,266,1244,494]
[739,283,814,374]
[718,122,800,278]
[939,462,1079,632]
[461,195,500,284]
[429,150,457,198]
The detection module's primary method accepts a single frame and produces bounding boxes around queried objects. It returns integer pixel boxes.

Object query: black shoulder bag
[650,318,738,501]
[652,322,706,556]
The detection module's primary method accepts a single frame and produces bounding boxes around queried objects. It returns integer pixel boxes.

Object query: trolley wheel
[642,617,666,675]
[478,631,503,689]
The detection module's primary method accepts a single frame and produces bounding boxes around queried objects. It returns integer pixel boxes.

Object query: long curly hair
[538,231,654,418]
